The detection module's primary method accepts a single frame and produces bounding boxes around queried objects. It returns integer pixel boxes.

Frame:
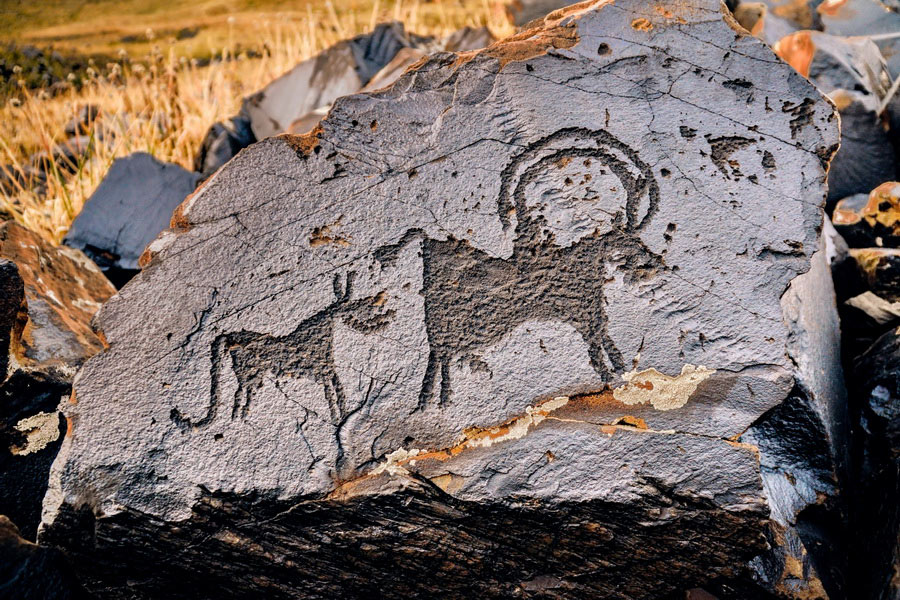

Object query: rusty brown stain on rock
[631,17,654,31]
[281,124,324,158]
[309,216,352,248]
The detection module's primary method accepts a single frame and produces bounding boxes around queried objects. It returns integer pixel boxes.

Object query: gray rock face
[41,2,843,597]
[63,152,200,287]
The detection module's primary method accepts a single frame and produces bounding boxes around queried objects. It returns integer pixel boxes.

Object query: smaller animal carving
[170,272,395,430]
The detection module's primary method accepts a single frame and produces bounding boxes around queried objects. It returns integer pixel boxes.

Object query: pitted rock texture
[42,1,842,598]
[1,222,114,541]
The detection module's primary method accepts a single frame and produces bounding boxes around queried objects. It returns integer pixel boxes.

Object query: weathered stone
[852,247,900,300]
[63,152,201,288]
[773,31,897,208]
[0,515,87,600]
[840,291,900,358]
[202,25,493,173]
[848,325,900,600]
[833,182,900,247]
[193,116,256,178]
[833,192,872,246]
[818,0,900,77]
[824,215,865,301]
[826,91,897,208]
[41,2,844,598]
[1,221,114,541]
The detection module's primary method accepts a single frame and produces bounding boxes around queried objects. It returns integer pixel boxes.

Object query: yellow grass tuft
[1,0,514,244]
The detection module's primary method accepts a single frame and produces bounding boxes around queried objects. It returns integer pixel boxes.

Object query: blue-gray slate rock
[40,2,846,598]
[63,152,200,287]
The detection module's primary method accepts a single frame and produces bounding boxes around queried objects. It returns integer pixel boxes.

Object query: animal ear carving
[497,128,660,237]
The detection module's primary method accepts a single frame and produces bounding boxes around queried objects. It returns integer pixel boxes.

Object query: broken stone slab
[507,0,578,26]
[0,515,87,600]
[1,221,114,542]
[848,325,900,600]
[819,0,900,77]
[41,1,843,597]
[63,152,201,288]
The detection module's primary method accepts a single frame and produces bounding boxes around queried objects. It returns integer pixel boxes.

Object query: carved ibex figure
[414,128,665,410]
[171,272,395,430]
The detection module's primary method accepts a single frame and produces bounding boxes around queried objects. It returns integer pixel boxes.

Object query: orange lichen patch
[863,182,900,232]
[555,156,572,169]
[65,416,74,438]
[69,390,77,405]
[309,216,352,248]
[817,0,849,17]
[612,415,648,429]
[773,31,815,78]
[600,424,617,435]
[631,18,654,31]
[281,123,324,157]
[832,200,863,225]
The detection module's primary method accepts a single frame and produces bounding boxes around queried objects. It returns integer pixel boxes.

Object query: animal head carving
[498,128,660,246]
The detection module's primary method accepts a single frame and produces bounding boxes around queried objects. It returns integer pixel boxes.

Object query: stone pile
[33,1,854,598]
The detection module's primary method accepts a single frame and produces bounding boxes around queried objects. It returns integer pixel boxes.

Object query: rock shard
[41,1,845,598]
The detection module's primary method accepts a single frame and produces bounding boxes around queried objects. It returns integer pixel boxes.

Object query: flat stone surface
[42,1,842,597]
[63,152,200,283]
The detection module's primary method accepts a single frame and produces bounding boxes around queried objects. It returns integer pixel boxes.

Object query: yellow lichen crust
[613,365,715,411]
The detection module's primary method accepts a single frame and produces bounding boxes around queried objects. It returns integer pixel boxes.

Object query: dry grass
[1,0,514,244]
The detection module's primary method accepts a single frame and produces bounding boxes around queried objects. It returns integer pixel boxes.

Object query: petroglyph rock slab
[42,1,843,597]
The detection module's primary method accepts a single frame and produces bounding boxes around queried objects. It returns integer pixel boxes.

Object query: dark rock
[0,515,88,600]
[824,215,866,301]
[41,3,844,598]
[63,105,100,137]
[840,291,900,358]
[63,152,201,287]
[200,25,494,175]
[826,91,896,209]
[0,222,114,541]
[832,192,872,246]
[833,182,900,247]
[193,116,256,178]
[852,247,900,301]
[848,325,900,600]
